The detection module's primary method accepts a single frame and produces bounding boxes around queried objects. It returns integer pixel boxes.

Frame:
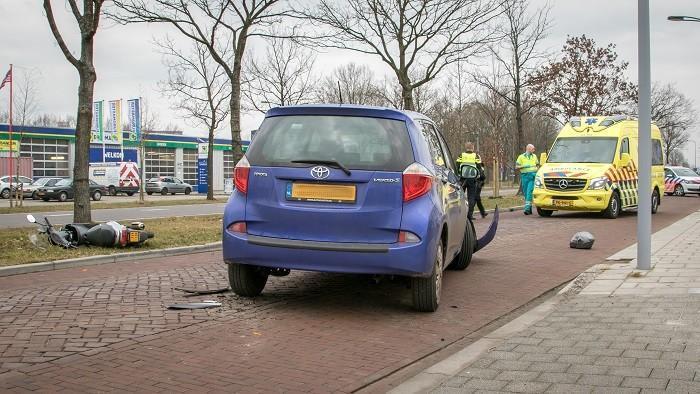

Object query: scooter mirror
[26,214,36,223]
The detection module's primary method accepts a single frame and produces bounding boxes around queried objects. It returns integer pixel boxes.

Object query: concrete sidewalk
[395,208,700,393]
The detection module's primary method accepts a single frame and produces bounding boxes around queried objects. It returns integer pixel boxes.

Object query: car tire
[450,221,475,271]
[674,184,685,197]
[171,192,176,195]
[651,189,660,214]
[185,187,191,195]
[412,242,444,312]
[0,188,9,199]
[228,263,269,297]
[42,198,50,202]
[31,191,38,200]
[126,192,134,196]
[92,190,102,201]
[537,207,554,217]
[161,188,168,196]
[58,192,68,202]
[108,186,117,196]
[602,191,620,219]
[147,192,153,195]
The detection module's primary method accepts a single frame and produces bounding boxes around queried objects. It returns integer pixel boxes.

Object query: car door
[174,178,185,192]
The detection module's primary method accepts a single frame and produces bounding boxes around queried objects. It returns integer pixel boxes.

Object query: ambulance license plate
[553,199,573,208]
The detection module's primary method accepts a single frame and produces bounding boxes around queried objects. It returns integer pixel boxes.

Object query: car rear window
[246,115,414,171]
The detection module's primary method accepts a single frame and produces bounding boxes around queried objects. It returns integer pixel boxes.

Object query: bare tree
[137,97,160,203]
[158,38,231,200]
[303,0,501,111]
[43,0,105,222]
[12,68,41,207]
[649,83,697,162]
[315,63,385,105]
[529,35,637,123]
[243,36,315,113]
[474,0,550,164]
[111,0,295,164]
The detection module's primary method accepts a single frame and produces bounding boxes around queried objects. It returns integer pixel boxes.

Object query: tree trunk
[73,64,96,223]
[401,83,414,111]
[228,28,248,162]
[207,126,215,200]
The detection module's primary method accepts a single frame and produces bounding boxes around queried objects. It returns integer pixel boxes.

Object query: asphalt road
[0,202,227,229]
[0,196,697,392]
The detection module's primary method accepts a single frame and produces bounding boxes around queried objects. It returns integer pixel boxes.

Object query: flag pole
[8,64,13,208]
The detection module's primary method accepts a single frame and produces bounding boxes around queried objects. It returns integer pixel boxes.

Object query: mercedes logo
[558,179,569,189]
[310,166,330,180]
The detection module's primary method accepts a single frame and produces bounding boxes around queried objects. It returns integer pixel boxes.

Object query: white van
[90,162,140,196]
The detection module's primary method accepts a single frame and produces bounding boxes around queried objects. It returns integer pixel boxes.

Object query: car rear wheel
[58,192,68,202]
[651,189,660,214]
[228,263,269,297]
[537,207,554,217]
[161,188,168,196]
[412,242,443,312]
[92,190,102,201]
[1,188,9,199]
[184,187,191,195]
[602,191,620,219]
[108,186,117,196]
[674,184,685,196]
[450,221,475,271]
[31,191,38,200]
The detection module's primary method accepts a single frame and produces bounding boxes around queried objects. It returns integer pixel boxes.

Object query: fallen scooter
[27,214,154,249]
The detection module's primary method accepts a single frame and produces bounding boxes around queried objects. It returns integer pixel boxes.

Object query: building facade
[0,124,249,192]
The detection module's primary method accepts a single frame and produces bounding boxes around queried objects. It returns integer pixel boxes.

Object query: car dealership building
[0,124,249,192]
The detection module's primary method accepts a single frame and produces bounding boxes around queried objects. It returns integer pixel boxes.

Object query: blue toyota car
[223,105,496,311]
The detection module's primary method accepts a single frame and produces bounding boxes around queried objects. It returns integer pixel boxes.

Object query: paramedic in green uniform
[516,144,539,215]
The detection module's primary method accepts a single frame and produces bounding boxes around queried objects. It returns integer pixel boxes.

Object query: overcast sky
[0,0,699,161]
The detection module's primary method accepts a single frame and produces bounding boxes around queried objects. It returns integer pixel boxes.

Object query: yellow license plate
[289,183,356,203]
[129,231,139,243]
[553,199,574,208]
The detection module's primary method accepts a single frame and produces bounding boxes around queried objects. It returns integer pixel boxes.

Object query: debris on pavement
[167,300,222,310]
[570,231,595,249]
[173,287,230,297]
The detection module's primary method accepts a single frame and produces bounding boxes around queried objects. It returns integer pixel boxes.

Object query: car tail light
[234,156,250,194]
[402,162,433,202]
[119,227,128,246]
[227,222,247,233]
[398,231,421,243]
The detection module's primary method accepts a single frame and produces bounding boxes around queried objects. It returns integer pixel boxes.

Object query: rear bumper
[223,230,434,277]
[533,189,610,211]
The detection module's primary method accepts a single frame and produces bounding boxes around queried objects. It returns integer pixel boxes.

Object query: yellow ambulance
[533,115,665,219]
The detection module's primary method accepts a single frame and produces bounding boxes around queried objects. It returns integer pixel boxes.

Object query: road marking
[143,208,168,211]
[47,214,72,217]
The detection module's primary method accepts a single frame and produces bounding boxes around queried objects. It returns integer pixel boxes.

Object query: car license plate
[553,199,573,208]
[287,183,356,203]
[129,231,139,243]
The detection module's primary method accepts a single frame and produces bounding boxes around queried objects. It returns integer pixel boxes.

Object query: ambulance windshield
[548,137,618,164]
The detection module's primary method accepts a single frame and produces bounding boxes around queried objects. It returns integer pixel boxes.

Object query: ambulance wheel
[412,242,443,312]
[651,189,660,214]
[603,192,620,219]
[228,263,268,297]
[108,186,117,196]
[184,188,191,195]
[537,207,553,217]
[161,188,168,196]
[450,221,474,270]
[674,185,685,196]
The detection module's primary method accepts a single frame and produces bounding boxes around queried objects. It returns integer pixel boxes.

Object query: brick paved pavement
[0,197,697,392]
[432,207,700,393]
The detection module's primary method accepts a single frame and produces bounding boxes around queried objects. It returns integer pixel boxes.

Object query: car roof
[265,104,432,123]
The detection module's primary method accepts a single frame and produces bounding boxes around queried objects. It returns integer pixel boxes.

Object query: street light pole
[637,0,652,271]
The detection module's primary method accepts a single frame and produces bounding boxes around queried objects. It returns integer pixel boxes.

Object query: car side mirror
[540,152,547,165]
[26,214,36,223]
[619,153,631,168]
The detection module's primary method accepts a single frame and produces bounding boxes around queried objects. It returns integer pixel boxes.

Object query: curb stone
[0,242,222,277]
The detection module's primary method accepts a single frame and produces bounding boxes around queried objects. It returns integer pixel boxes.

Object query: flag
[91,101,103,143]
[0,69,10,90]
[127,99,141,142]
[106,100,123,145]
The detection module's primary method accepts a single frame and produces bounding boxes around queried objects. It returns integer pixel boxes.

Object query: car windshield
[675,168,698,177]
[548,137,618,164]
[148,178,162,182]
[55,179,72,187]
[246,115,414,171]
[32,178,49,186]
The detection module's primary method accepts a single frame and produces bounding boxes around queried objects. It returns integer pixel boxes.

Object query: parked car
[0,175,34,199]
[145,176,193,195]
[223,104,476,312]
[665,166,700,196]
[36,178,107,202]
[22,177,64,199]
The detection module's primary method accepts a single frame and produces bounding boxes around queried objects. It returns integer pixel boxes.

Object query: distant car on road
[223,104,479,312]
[0,175,34,199]
[36,179,106,202]
[22,177,64,199]
[145,176,193,195]
[665,166,700,196]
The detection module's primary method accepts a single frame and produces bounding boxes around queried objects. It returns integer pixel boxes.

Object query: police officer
[516,144,539,215]
[456,142,487,220]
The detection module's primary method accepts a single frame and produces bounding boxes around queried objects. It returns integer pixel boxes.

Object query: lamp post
[668,15,700,22]
[637,0,652,271]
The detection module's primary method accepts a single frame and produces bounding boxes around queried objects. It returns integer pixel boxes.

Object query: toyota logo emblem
[310,166,330,180]
[558,179,569,189]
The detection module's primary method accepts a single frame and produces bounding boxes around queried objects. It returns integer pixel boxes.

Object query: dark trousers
[462,178,485,219]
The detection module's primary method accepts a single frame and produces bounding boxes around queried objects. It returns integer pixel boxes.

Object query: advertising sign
[127,98,141,142]
[0,139,18,152]
[197,158,208,194]
[105,100,123,145]
[91,101,103,143]
[89,147,137,163]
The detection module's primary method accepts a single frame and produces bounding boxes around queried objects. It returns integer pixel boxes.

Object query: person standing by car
[516,144,539,215]
[457,142,487,219]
